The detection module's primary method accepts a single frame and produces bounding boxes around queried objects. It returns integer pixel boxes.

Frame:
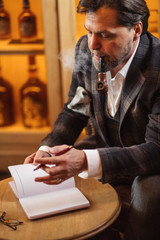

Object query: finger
[42,165,61,176]
[39,175,67,185]
[48,144,69,155]
[24,153,36,164]
[43,179,65,185]
[35,157,60,165]
[24,150,50,165]
[35,174,65,183]
[33,151,51,165]
[35,175,53,182]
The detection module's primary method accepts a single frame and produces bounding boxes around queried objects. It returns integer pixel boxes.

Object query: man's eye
[101,34,111,39]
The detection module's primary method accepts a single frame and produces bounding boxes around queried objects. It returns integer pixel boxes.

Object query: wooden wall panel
[57,0,76,103]
[41,0,62,124]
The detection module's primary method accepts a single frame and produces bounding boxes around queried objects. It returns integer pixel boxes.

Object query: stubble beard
[91,40,132,72]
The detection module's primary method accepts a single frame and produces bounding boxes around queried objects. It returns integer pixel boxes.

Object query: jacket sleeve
[40,35,91,147]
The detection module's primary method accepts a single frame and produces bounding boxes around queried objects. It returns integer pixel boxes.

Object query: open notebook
[8,164,90,220]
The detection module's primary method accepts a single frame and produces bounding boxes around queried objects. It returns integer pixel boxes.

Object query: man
[25,0,160,239]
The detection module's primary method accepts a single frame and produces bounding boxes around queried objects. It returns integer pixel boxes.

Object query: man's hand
[24,150,50,164]
[34,145,88,185]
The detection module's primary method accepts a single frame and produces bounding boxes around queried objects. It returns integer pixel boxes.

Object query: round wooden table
[0,177,121,240]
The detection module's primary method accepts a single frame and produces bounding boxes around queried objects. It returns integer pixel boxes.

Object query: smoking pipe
[96,56,108,93]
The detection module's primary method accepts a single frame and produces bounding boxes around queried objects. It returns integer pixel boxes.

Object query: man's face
[85,7,138,73]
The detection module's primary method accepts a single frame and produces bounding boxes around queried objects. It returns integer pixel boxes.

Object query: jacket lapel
[91,64,109,145]
[119,33,150,124]
[119,64,145,124]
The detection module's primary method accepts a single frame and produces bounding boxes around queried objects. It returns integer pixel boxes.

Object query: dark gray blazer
[41,32,160,184]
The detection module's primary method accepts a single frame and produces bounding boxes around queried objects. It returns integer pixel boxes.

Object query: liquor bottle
[0,60,14,126]
[18,0,37,43]
[0,0,11,40]
[20,55,48,128]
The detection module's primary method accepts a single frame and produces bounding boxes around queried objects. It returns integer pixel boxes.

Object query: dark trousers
[113,175,160,240]
[87,174,160,240]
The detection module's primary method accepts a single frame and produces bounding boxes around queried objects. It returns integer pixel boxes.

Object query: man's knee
[124,175,160,240]
[131,175,160,210]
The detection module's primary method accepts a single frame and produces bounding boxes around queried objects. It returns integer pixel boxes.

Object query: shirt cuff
[39,145,50,152]
[78,149,102,179]
[38,145,53,156]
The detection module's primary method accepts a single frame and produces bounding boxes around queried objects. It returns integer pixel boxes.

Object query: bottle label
[0,80,13,126]
[0,19,10,36]
[0,98,13,126]
[0,86,6,92]
[22,96,47,128]
[20,21,36,37]
[23,86,40,95]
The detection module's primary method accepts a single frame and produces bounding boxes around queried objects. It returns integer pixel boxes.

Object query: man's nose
[89,33,101,50]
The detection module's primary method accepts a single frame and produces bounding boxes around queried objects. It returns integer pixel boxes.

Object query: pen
[33,145,73,171]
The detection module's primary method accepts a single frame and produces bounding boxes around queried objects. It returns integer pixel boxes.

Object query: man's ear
[133,22,143,40]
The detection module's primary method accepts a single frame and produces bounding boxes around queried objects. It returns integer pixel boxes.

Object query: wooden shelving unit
[0,0,59,171]
[0,39,45,55]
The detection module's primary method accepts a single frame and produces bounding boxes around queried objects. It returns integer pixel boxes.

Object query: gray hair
[77,0,150,35]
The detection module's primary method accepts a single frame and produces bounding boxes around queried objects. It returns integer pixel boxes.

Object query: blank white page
[8,164,75,198]
[19,187,90,219]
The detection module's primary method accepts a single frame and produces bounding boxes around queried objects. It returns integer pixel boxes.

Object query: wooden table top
[0,177,121,240]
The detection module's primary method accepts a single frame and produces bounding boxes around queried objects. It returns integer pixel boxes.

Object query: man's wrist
[38,145,52,156]
[82,151,88,171]
[79,149,102,179]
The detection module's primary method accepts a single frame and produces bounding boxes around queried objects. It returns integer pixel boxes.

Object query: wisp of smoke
[58,48,75,71]
[59,47,92,73]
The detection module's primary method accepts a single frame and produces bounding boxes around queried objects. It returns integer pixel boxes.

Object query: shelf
[0,39,45,55]
[0,123,51,134]
[0,123,51,172]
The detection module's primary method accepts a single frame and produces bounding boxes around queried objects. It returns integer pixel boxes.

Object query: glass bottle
[0,0,11,40]
[20,55,48,128]
[0,60,14,126]
[18,0,37,43]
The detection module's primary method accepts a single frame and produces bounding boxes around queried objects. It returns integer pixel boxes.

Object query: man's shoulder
[76,35,89,52]
[137,32,160,67]
[74,35,92,73]
[140,32,160,49]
